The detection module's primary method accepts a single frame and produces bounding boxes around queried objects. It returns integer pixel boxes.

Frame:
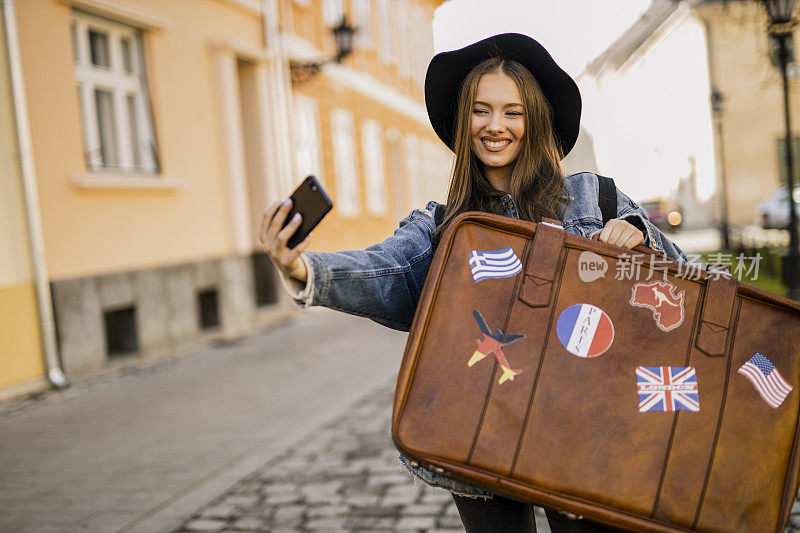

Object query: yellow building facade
[2,0,446,394]
[282,0,450,251]
[0,6,47,397]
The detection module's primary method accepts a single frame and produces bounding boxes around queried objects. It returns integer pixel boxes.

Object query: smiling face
[470,71,525,189]
[445,57,566,226]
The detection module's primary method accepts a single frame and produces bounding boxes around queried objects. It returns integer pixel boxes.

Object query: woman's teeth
[483,139,510,149]
[483,141,511,148]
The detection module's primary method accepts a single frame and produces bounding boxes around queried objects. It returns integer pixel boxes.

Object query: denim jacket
[282,171,687,498]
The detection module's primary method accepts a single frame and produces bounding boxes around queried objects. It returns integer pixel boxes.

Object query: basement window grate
[198,289,220,330]
[104,306,139,357]
[252,252,279,307]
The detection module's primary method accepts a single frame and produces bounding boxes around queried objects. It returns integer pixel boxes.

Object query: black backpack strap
[431,203,446,252]
[433,203,446,227]
[597,174,618,226]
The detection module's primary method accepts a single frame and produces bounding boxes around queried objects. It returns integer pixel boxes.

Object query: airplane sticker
[468,309,525,385]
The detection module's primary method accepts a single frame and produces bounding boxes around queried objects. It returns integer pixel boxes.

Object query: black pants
[451,493,621,533]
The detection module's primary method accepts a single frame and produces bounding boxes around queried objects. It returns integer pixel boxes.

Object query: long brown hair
[432,56,569,241]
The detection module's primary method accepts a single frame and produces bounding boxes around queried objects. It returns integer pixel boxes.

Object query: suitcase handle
[588,230,663,257]
[695,271,737,357]
[587,231,738,357]
[519,218,564,307]
[521,220,668,308]
[526,221,738,357]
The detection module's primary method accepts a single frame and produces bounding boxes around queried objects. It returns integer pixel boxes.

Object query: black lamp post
[290,16,357,84]
[762,0,800,299]
[711,88,732,250]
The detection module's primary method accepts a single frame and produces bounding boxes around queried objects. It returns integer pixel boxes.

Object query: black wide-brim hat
[424,33,581,158]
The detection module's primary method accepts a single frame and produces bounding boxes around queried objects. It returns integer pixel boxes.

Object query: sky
[432,0,653,77]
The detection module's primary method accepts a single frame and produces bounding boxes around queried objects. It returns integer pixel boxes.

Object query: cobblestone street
[173,372,800,533]
[173,379,470,532]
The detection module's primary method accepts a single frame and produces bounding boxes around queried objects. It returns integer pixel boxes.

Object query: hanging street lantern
[765,0,797,23]
[332,16,356,63]
[290,16,357,84]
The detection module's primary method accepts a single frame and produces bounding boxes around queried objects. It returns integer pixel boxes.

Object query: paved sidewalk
[0,309,405,533]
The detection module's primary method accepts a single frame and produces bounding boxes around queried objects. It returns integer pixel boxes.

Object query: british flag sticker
[636,366,700,412]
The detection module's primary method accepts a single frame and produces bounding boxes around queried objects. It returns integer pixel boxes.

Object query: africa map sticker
[468,309,525,385]
[556,304,614,358]
[737,352,793,409]
[468,247,522,282]
[636,366,700,412]
[629,281,685,332]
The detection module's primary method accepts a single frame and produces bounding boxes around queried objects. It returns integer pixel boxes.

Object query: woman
[260,33,686,533]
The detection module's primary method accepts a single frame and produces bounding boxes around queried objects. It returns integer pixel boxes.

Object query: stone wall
[51,254,290,379]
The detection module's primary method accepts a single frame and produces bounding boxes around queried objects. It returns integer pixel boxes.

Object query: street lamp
[710,88,732,250]
[289,16,357,84]
[332,16,356,62]
[765,0,797,23]
[762,0,800,299]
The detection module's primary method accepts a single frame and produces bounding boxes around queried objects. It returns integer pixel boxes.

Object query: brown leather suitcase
[392,211,800,532]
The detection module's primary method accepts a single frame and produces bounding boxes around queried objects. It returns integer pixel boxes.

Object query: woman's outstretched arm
[260,199,439,332]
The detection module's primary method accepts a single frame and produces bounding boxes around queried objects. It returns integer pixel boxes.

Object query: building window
[405,134,422,207]
[331,108,360,217]
[396,0,411,77]
[376,0,394,64]
[353,0,372,47]
[323,0,344,26]
[293,95,323,183]
[421,140,452,203]
[72,11,158,174]
[777,136,800,183]
[411,4,434,84]
[362,119,387,215]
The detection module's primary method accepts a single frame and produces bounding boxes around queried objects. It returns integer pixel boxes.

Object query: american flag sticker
[636,366,700,412]
[737,353,793,409]
[468,247,522,283]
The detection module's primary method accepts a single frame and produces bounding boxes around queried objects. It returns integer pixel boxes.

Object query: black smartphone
[281,175,333,249]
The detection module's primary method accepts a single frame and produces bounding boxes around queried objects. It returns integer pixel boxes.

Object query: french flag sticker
[556,303,615,358]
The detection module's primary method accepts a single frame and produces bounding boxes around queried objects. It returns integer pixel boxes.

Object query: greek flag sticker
[468,247,523,283]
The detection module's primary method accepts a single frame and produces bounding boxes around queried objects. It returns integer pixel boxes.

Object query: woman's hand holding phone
[259,198,311,283]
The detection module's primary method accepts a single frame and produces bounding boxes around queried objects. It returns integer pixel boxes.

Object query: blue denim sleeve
[300,202,438,332]
[615,188,688,263]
